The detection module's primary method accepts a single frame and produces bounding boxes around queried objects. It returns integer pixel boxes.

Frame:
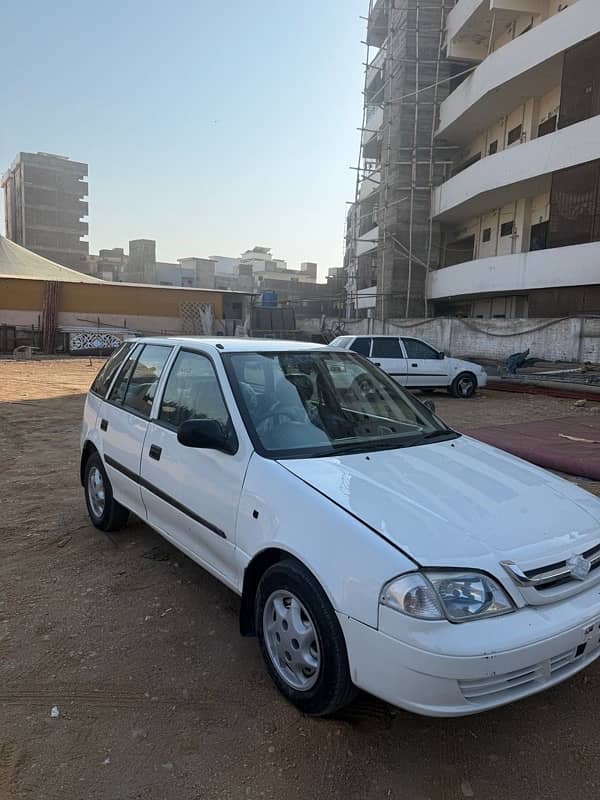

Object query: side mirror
[422,398,436,414]
[177,418,237,454]
[438,351,445,360]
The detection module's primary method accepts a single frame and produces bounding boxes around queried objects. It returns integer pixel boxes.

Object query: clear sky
[0,0,366,279]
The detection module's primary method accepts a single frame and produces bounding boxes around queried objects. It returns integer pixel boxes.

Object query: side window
[402,338,439,359]
[349,337,371,356]
[331,336,352,349]
[371,337,403,358]
[159,350,231,429]
[109,345,142,405]
[109,344,171,417]
[90,342,133,398]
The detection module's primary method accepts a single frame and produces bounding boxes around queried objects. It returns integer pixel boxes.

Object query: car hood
[279,436,600,569]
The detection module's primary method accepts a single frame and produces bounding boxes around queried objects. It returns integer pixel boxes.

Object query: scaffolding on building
[345,0,471,323]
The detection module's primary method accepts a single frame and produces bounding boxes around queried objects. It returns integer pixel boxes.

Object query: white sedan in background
[331,334,487,397]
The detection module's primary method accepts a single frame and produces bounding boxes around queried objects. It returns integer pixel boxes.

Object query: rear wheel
[450,372,477,398]
[84,452,129,531]
[256,559,356,716]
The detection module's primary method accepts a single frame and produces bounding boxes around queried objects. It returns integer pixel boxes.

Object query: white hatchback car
[330,334,487,397]
[81,337,600,717]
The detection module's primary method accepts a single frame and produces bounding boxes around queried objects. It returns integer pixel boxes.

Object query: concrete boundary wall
[303,316,600,364]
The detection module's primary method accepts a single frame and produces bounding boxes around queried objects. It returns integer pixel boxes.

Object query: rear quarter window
[90,342,134,398]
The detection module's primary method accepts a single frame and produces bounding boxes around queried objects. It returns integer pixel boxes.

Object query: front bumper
[338,609,600,717]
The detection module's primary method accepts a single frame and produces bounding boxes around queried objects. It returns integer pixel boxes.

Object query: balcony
[432,113,600,222]
[359,168,381,202]
[446,0,547,61]
[356,225,379,257]
[428,241,600,299]
[365,48,385,103]
[437,0,598,144]
[367,0,388,48]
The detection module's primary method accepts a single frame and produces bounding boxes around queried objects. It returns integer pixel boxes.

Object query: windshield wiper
[328,429,459,456]
[329,438,414,456]
[418,429,459,442]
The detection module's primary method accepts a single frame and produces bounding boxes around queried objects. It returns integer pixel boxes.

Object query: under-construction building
[346,0,468,320]
[348,0,600,320]
[2,152,89,272]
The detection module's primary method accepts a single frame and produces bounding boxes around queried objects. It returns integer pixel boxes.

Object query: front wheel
[256,559,356,716]
[84,452,129,531]
[450,372,477,398]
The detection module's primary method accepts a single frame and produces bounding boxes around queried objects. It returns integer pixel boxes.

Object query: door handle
[148,444,162,461]
[373,362,381,367]
[100,419,108,431]
[411,363,418,367]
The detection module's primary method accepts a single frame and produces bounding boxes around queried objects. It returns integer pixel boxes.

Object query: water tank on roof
[261,290,278,308]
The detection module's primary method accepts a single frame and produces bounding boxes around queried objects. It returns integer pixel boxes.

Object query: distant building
[84,240,321,294]
[126,239,157,284]
[1,151,89,271]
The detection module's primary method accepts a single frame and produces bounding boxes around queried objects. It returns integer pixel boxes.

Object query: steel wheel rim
[457,377,474,397]
[263,590,321,691]
[88,466,106,518]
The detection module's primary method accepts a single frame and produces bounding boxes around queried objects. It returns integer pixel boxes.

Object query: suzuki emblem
[566,554,592,581]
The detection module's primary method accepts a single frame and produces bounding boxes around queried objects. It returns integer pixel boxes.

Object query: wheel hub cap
[88,466,106,518]
[263,590,321,691]
[458,378,473,396]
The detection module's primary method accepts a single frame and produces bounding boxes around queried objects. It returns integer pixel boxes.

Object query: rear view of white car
[331,334,487,397]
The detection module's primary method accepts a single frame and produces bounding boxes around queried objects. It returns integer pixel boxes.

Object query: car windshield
[225,350,457,458]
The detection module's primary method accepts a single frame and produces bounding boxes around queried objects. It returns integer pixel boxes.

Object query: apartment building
[430,0,600,317]
[347,0,600,320]
[1,152,89,271]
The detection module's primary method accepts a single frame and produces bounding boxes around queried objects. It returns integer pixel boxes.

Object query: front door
[140,349,251,587]
[370,337,408,385]
[401,338,448,388]
[100,343,173,519]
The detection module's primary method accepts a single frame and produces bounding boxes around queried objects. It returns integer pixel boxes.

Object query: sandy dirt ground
[2,357,600,800]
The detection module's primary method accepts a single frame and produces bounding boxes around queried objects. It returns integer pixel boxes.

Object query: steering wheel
[256,403,304,434]
[351,373,378,400]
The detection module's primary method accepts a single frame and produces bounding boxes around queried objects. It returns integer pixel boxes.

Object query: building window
[547,159,600,248]
[507,124,522,146]
[537,115,557,138]
[488,140,498,155]
[500,221,514,237]
[559,32,600,130]
[482,227,492,243]
[443,235,475,268]
[530,220,549,251]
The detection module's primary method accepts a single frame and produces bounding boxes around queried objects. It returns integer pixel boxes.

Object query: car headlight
[380,571,514,623]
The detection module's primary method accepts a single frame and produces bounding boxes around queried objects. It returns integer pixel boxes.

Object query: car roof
[125,336,330,353]
[347,334,406,338]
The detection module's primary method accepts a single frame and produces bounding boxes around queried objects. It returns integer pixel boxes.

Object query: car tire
[84,452,129,532]
[450,372,477,398]
[255,559,356,716]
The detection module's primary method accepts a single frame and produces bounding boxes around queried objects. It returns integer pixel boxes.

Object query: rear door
[370,337,408,385]
[99,343,173,518]
[139,348,252,587]
[401,337,448,388]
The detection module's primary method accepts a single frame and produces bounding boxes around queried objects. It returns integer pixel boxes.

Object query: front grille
[501,542,600,593]
[459,647,582,703]
[526,543,600,591]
